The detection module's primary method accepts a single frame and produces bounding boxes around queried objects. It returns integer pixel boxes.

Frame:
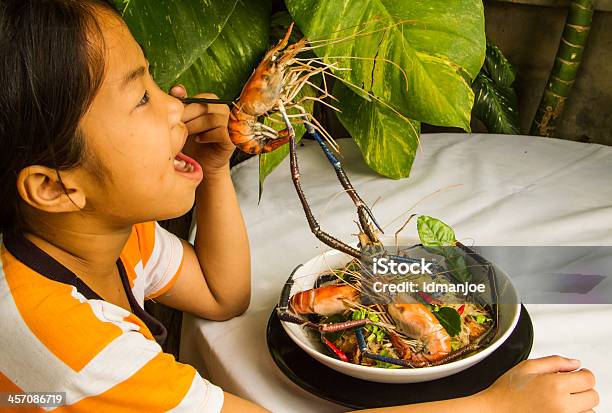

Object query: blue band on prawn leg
[304,122,383,236]
[355,328,410,367]
[278,103,364,259]
[278,311,371,332]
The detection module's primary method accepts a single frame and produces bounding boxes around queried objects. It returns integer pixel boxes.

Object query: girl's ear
[16,166,86,213]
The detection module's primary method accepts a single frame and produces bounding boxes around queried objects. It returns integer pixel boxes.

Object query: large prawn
[226,17,416,153]
[228,22,388,260]
[228,23,336,155]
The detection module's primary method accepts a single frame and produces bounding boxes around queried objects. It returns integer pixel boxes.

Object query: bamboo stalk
[530,0,594,137]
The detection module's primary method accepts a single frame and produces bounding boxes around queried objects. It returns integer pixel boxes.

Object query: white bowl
[280,245,521,383]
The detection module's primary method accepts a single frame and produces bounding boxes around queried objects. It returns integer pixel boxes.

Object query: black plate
[266,305,533,409]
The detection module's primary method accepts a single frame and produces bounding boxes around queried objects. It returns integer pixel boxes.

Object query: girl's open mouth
[173,151,203,180]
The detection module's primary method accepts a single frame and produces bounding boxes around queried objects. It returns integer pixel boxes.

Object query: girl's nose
[166,88,185,125]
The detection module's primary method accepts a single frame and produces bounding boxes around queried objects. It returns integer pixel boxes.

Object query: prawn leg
[278,103,363,259]
[355,327,412,367]
[302,117,383,237]
[278,311,370,332]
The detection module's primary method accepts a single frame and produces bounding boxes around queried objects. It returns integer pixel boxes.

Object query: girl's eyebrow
[120,43,149,90]
[120,66,146,90]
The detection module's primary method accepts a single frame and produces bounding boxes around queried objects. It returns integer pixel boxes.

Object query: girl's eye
[137,90,150,107]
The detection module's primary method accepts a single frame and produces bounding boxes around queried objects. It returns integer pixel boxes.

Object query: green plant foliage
[432,307,462,337]
[117,0,239,89]
[118,0,272,97]
[417,215,471,282]
[269,11,302,45]
[483,40,516,88]
[445,253,472,283]
[333,82,420,179]
[472,73,520,135]
[260,0,486,187]
[174,1,272,100]
[417,215,456,247]
[472,41,520,135]
[285,0,485,130]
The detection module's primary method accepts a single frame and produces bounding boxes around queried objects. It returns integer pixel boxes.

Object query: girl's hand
[170,85,235,174]
[478,356,598,413]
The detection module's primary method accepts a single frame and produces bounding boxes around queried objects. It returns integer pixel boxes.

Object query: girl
[0,1,598,412]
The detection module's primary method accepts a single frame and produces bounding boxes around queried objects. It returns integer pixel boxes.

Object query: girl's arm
[191,164,251,318]
[219,356,598,413]
[155,89,251,320]
[218,393,485,413]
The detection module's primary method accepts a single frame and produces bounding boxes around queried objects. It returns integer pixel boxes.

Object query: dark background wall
[484,0,612,144]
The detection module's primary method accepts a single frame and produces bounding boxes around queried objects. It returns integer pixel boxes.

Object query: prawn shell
[289,284,360,316]
[388,303,451,356]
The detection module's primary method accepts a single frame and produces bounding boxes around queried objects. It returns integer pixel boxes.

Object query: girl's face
[78,11,203,225]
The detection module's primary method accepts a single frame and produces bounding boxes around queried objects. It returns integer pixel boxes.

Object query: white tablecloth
[180,133,612,412]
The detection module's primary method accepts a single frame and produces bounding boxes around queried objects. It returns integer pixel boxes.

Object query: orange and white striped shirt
[0,222,223,412]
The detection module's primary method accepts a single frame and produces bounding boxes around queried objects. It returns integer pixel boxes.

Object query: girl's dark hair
[0,0,120,235]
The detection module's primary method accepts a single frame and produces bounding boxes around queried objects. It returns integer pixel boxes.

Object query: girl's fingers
[522,356,581,374]
[181,93,229,122]
[170,84,187,98]
[560,369,596,393]
[185,113,230,138]
[194,126,231,145]
[570,389,599,412]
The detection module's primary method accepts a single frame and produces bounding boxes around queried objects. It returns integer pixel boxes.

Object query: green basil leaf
[445,252,472,283]
[417,215,456,247]
[433,306,461,337]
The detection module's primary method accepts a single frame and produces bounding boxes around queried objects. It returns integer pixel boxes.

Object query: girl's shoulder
[0,240,148,357]
[0,236,222,411]
[121,221,185,304]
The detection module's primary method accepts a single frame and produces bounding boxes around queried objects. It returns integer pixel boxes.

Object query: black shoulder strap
[4,232,167,346]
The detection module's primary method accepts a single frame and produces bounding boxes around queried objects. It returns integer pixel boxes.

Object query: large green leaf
[417,215,471,282]
[285,0,486,130]
[433,307,462,337]
[333,82,420,179]
[174,1,272,99]
[117,0,238,88]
